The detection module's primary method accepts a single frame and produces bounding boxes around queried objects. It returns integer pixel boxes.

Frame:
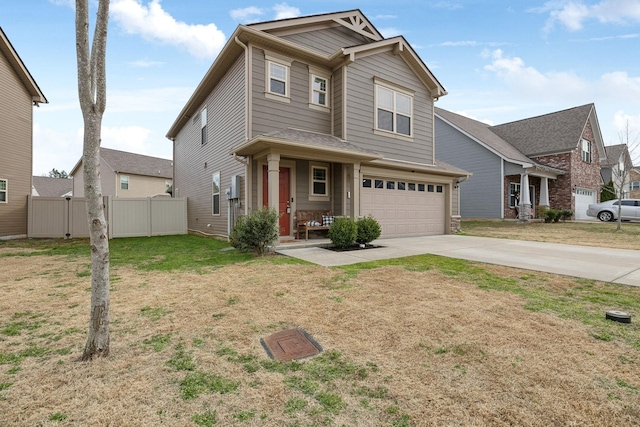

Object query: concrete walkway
[276,235,640,287]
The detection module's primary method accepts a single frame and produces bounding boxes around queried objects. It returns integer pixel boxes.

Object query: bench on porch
[295,210,334,240]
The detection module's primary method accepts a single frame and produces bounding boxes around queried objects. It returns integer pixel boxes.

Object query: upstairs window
[120,175,129,190]
[375,82,413,137]
[581,139,591,163]
[201,107,207,145]
[631,181,640,190]
[311,75,328,107]
[0,179,7,203]
[269,62,287,95]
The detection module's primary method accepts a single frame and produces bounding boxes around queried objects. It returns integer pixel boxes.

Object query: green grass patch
[284,397,308,417]
[140,306,168,321]
[166,343,196,371]
[179,371,239,399]
[192,409,217,427]
[49,412,67,422]
[143,334,172,352]
[232,410,255,421]
[0,382,12,391]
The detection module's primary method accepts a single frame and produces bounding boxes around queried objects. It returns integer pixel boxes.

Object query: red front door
[262,165,291,236]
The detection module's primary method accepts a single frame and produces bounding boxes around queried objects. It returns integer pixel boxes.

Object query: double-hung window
[310,164,329,201]
[581,139,591,163]
[375,80,413,137]
[0,179,7,203]
[212,172,221,215]
[311,76,328,106]
[120,175,129,190]
[265,53,291,101]
[631,181,640,191]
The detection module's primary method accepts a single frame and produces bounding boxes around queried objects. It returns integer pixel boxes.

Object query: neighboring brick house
[600,143,633,198]
[166,10,469,239]
[436,104,606,220]
[0,27,48,239]
[630,167,640,199]
[70,148,173,198]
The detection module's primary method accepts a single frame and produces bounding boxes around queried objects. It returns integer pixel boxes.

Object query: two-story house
[600,143,633,199]
[167,10,469,239]
[70,148,173,198]
[435,104,605,220]
[0,27,47,239]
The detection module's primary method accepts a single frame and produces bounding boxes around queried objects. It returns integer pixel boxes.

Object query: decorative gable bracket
[333,14,380,41]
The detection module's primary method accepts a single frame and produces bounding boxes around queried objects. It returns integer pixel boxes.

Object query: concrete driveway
[276,235,640,287]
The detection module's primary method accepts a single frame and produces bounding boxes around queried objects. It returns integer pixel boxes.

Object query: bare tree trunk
[76,0,111,361]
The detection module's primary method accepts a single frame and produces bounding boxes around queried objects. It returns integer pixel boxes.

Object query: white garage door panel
[574,188,596,220]
[361,177,446,238]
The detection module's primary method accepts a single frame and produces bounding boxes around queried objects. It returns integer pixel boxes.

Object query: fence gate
[27,196,93,238]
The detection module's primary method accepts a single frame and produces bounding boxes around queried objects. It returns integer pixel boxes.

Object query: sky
[1,0,639,176]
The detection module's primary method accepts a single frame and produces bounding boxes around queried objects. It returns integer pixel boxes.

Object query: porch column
[539,177,550,208]
[267,153,280,214]
[519,173,531,221]
[350,162,361,219]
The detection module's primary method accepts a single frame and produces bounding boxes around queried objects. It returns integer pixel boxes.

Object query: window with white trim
[311,75,328,107]
[311,166,329,197]
[0,179,7,203]
[120,175,129,190]
[212,172,220,215]
[375,83,413,136]
[631,181,640,190]
[581,139,591,163]
[267,60,289,97]
[201,107,207,145]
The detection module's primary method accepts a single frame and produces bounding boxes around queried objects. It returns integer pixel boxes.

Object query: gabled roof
[32,176,72,197]
[0,27,47,105]
[435,107,565,176]
[167,10,445,138]
[601,143,631,168]
[249,9,383,42]
[70,148,173,179]
[490,104,603,158]
[435,107,532,165]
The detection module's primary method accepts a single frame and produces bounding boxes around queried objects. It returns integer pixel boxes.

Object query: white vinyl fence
[27,196,187,239]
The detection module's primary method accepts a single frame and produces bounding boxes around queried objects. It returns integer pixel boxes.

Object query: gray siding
[280,26,369,55]
[345,50,435,164]
[174,55,246,236]
[72,161,116,197]
[435,116,503,218]
[333,68,343,138]
[251,47,331,137]
[0,48,33,237]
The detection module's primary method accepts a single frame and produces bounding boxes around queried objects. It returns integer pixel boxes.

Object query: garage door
[574,188,596,220]
[361,177,445,238]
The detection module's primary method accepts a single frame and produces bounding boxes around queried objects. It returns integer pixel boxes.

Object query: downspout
[234,36,251,217]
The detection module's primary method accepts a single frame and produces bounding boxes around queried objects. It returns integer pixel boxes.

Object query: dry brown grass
[1,245,639,426]
[462,220,640,250]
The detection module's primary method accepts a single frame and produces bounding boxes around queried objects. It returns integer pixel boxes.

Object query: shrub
[355,215,381,245]
[229,207,279,255]
[553,210,563,223]
[543,209,559,223]
[560,209,573,222]
[328,217,357,249]
[535,205,548,219]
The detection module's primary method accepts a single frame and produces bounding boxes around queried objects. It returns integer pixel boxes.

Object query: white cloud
[230,6,264,22]
[100,125,157,156]
[371,14,397,20]
[33,123,83,175]
[540,0,640,32]
[273,3,300,20]
[110,0,226,59]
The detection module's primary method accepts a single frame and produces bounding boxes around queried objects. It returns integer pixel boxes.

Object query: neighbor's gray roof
[490,104,594,157]
[99,148,173,178]
[601,144,627,167]
[435,107,533,165]
[32,176,72,197]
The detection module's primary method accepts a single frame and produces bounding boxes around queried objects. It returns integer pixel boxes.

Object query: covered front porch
[505,163,565,220]
[231,129,380,238]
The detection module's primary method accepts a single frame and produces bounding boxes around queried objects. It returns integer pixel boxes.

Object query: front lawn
[0,235,639,426]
